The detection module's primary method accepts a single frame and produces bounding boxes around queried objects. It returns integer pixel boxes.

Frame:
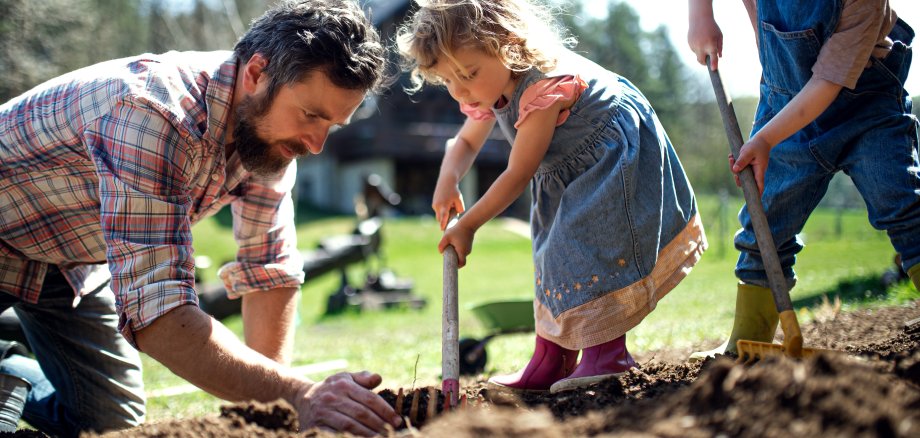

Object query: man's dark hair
[234,0,387,97]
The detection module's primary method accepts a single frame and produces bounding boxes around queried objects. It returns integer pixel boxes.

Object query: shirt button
[211,173,221,181]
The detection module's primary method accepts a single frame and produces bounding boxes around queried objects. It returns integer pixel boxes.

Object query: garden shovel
[706,57,831,362]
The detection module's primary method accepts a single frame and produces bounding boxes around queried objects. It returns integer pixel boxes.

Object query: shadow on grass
[792,271,908,310]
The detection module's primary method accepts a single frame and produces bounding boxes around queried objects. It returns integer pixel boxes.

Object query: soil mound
[62,301,920,437]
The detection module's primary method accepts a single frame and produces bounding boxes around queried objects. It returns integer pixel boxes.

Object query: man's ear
[241,53,269,94]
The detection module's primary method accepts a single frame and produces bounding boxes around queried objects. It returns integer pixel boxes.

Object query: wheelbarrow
[458,298,535,375]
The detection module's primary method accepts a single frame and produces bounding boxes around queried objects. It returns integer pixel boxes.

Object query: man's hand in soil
[295,371,402,435]
[135,305,400,435]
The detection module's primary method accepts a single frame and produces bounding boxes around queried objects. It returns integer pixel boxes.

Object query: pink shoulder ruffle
[514,75,588,129]
[459,103,495,121]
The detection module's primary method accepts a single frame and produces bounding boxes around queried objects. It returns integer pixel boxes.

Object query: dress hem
[535,213,707,350]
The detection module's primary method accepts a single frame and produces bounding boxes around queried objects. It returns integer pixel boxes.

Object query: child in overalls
[398,0,706,392]
[688,0,920,357]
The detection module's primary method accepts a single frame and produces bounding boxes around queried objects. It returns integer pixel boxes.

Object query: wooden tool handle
[706,57,792,313]
[442,245,460,406]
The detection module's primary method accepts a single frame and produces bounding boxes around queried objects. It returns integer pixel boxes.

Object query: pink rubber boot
[487,335,577,392]
[549,335,636,393]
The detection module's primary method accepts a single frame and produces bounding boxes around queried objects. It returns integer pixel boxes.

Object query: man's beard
[233,94,305,177]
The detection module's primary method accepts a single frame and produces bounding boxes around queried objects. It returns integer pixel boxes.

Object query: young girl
[397,0,707,393]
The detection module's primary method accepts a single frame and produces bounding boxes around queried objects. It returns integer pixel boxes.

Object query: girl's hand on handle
[730,135,771,196]
[432,179,465,231]
[438,223,474,268]
[688,0,723,70]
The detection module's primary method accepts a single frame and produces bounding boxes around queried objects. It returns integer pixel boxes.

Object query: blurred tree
[189,0,210,48]
[0,0,273,102]
[88,0,148,60]
[0,0,149,102]
[0,0,94,101]
[642,26,690,138]
[218,0,248,39]
[171,0,260,51]
[234,0,271,30]
[148,1,180,53]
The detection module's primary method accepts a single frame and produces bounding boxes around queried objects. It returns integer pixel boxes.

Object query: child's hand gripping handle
[441,213,460,408]
[706,56,803,357]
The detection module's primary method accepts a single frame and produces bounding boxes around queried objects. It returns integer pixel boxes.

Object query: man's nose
[304,128,329,154]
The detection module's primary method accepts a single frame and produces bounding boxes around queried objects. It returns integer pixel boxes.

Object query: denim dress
[735,1,920,287]
[491,50,706,349]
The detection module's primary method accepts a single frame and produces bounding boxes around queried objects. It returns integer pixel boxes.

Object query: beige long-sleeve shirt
[745,0,898,89]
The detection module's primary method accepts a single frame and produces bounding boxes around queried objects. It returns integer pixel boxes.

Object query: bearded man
[0,1,401,436]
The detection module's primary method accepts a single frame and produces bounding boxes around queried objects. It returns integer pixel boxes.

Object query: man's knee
[83,352,146,433]
[74,371,145,434]
[87,395,145,433]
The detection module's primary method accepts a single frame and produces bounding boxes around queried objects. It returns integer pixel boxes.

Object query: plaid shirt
[0,51,304,345]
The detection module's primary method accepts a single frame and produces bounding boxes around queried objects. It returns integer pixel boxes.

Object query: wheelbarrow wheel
[458,337,488,375]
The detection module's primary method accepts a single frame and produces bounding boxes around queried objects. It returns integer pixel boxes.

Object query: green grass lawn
[142,194,918,420]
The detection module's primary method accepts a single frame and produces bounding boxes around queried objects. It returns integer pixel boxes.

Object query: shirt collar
[204,53,239,150]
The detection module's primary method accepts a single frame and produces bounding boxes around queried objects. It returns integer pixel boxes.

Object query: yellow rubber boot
[909,263,920,291]
[689,283,779,361]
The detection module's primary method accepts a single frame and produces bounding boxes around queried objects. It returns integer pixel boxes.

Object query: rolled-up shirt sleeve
[813,0,889,89]
[87,101,199,347]
[217,162,305,298]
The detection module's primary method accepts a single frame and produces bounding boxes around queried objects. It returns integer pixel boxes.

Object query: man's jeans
[0,266,144,436]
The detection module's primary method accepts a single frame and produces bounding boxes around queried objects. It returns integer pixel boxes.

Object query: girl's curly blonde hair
[396,0,574,93]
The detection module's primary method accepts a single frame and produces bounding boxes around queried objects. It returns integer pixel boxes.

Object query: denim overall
[492,50,702,347]
[736,0,920,286]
